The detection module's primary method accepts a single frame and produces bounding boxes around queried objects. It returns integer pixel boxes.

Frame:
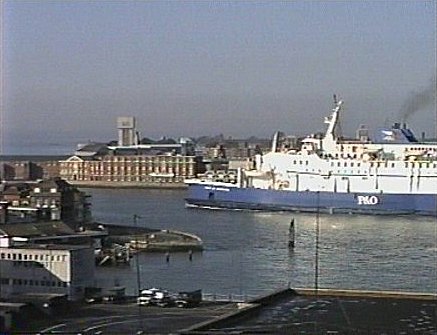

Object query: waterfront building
[0,179,91,224]
[59,144,203,186]
[0,156,68,181]
[29,179,91,223]
[0,243,95,301]
[0,114,275,188]
[200,138,271,160]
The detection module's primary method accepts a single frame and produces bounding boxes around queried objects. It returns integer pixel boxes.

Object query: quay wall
[294,287,437,300]
[70,181,188,189]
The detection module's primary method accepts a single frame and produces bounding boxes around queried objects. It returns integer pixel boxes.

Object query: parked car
[137,288,170,306]
[174,289,202,308]
[137,288,202,308]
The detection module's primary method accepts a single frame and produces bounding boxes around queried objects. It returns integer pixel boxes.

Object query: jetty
[86,223,203,263]
[107,228,203,253]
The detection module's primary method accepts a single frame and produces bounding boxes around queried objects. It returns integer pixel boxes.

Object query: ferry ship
[185,97,437,215]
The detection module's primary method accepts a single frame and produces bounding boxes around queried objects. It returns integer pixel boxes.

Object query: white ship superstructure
[251,97,437,196]
[186,96,437,215]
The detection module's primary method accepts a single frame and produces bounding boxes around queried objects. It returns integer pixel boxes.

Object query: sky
[1,0,436,154]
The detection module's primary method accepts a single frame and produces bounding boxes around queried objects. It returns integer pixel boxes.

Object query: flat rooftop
[182,288,437,334]
[8,243,91,251]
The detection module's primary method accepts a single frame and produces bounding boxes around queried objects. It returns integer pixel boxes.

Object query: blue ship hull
[186,184,437,216]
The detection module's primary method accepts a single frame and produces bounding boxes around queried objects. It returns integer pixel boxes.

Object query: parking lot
[16,301,239,334]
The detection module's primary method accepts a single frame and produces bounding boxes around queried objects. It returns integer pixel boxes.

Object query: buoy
[288,218,295,248]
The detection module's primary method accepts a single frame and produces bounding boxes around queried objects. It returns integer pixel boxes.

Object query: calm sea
[83,187,437,297]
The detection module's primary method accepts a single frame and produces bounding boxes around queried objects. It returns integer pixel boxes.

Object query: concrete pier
[103,226,203,253]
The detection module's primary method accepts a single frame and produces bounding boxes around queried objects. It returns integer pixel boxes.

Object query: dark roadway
[15,302,239,335]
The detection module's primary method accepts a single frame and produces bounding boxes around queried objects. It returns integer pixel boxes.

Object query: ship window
[293,160,296,164]
[357,163,361,167]
[299,161,302,165]
[337,162,341,167]
[350,163,354,167]
[344,162,347,167]
[306,161,309,165]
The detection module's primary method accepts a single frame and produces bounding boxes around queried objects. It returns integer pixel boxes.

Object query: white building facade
[0,243,94,301]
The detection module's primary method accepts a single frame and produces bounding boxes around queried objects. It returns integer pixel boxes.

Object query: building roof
[0,182,31,195]
[74,143,109,157]
[0,221,75,238]
[10,243,91,251]
[32,178,73,191]
[0,155,69,162]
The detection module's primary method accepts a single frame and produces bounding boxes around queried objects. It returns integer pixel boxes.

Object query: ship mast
[322,95,343,153]
[324,95,343,138]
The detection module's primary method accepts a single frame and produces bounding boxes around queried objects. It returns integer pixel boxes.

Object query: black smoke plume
[399,76,436,123]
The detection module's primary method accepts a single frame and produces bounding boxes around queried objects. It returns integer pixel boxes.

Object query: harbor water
[84,188,437,297]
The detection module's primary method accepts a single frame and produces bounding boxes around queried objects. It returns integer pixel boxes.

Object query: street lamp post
[133,214,144,333]
[133,214,142,296]
[315,191,320,295]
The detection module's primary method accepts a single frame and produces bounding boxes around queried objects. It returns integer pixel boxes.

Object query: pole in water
[188,249,193,261]
[288,218,295,248]
[165,252,170,263]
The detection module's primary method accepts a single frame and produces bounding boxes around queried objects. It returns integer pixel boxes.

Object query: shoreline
[70,180,188,189]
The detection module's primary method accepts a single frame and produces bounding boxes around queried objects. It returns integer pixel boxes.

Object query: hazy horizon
[2,1,436,154]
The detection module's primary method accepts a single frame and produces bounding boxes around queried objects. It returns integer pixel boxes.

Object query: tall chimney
[0,201,9,224]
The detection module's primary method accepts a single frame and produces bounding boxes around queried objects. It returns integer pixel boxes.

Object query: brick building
[0,156,68,181]
[59,153,202,186]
